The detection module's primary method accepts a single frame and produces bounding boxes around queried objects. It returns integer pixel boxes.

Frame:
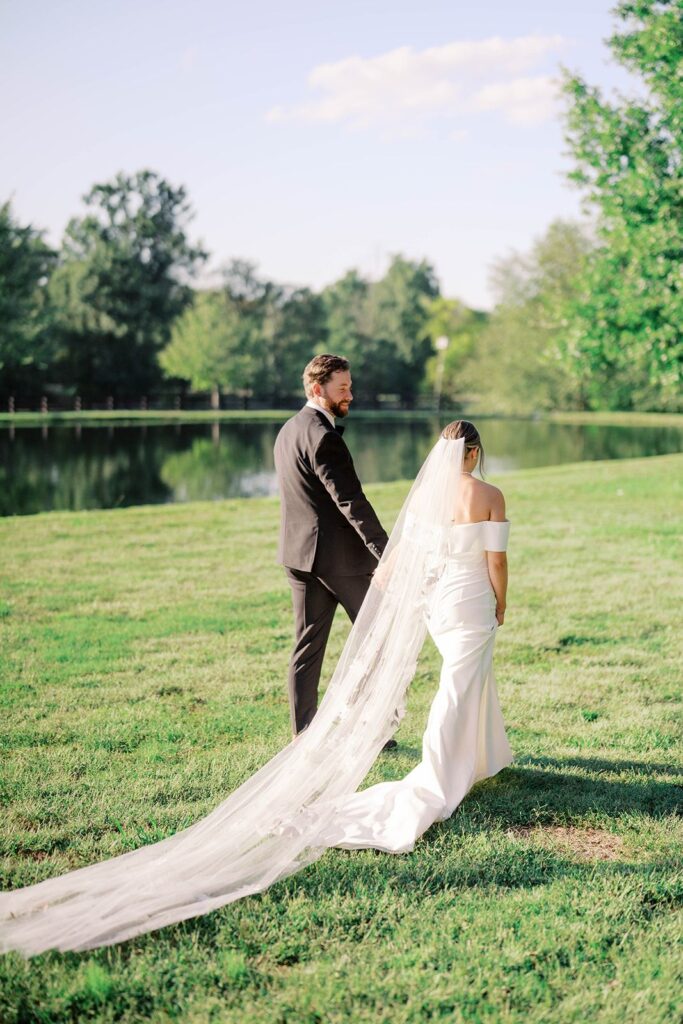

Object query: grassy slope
[0,455,681,1023]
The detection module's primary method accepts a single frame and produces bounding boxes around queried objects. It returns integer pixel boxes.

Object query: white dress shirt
[305,398,335,426]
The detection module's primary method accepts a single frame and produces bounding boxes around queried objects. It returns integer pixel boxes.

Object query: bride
[0,420,512,956]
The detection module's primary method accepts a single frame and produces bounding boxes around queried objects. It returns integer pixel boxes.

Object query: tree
[562,0,683,410]
[220,260,282,405]
[0,201,56,396]
[321,270,369,358]
[320,259,441,406]
[161,261,321,407]
[160,290,242,408]
[53,170,207,400]
[321,271,376,399]
[421,297,488,407]
[464,220,593,414]
[263,286,327,404]
[367,255,440,406]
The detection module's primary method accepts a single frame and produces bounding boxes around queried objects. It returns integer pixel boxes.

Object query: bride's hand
[495,605,505,626]
[373,562,391,591]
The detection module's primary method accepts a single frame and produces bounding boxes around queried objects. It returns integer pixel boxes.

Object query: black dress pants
[284,568,372,734]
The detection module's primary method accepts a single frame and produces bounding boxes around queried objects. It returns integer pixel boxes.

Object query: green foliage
[561,0,683,410]
[321,270,373,389]
[0,454,681,1021]
[0,201,56,394]
[53,169,207,400]
[421,296,488,405]
[161,261,326,405]
[321,258,440,406]
[252,276,327,405]
[462,220,594,414]
[368,255,440,405]
[161,289,258,405]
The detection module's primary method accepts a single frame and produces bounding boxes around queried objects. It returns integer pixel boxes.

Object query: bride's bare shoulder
[471,478,506,520]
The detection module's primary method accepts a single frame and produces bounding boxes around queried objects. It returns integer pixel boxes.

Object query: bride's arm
[486,488,508,625]
[487,552,508,625]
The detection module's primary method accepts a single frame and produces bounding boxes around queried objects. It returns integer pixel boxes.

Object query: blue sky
[2,1,636,308]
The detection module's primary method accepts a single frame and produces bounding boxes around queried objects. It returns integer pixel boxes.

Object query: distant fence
[3,392,453,415]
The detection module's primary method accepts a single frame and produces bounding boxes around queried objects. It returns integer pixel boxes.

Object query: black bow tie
[334,424,345,436]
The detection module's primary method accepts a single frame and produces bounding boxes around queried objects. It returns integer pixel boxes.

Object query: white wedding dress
[321,519,512,853]
[0,436,514,957]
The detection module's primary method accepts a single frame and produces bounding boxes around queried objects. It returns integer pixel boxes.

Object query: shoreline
[0,408,682,428]
[2,451,681,523]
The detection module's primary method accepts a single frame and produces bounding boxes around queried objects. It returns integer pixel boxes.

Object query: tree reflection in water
[160,424,280,501]
[1,418,681,516]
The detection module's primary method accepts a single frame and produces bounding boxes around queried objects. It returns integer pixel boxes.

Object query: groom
[274,354,391,738]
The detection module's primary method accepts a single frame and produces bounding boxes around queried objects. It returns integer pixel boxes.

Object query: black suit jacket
[274,406,389,575]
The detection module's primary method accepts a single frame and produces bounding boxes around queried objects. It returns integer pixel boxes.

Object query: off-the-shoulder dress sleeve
[483,520,510,552]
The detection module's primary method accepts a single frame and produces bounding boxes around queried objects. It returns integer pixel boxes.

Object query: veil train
[0,437,464,956]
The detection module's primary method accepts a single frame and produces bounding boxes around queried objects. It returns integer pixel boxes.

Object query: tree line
[1,1,680,413]
[0,173,443,408]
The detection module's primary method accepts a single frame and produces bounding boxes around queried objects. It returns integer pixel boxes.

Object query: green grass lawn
[1,454,681,1023]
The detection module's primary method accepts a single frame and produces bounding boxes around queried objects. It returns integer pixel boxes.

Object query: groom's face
[319,370,353,418]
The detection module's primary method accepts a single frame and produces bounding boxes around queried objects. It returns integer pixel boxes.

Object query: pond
[1,416,681,516]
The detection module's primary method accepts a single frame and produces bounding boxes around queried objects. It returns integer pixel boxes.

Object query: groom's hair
[303,354,350,396]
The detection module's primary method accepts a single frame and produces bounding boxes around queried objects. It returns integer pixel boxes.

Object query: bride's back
[453,475,505,525]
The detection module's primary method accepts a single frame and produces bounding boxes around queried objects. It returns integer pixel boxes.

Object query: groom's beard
[328,399,350,418]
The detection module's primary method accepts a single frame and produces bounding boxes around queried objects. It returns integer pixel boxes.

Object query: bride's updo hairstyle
[441,419,486,477]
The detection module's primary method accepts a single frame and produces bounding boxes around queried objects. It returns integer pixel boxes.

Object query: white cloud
[266,35,567,131]
[472,75,559,124]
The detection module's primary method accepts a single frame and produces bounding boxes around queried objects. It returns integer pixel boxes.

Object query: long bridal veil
[0,436,465,956]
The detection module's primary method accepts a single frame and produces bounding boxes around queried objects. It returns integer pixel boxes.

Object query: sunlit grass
[1,454,681,1022]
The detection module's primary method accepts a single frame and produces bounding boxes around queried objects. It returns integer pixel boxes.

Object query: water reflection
[1,417,681,516]
[160,425,281,500]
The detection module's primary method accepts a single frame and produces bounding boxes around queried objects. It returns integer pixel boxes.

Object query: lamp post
[434,335,449,413]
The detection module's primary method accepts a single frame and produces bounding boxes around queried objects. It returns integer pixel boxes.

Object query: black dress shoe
[381,739,398,751]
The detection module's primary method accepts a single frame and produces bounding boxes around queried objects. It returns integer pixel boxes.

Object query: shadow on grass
[519,752,683,779]
[463,762,682,827]
[139,755,682,953]
[370,750,682,823]
[9,754,682,967]
[91,845,676,969]
[256,759,683,914]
